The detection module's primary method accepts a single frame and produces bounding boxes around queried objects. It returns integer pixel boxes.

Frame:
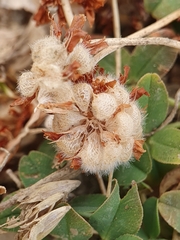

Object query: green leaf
[115,234,143,240]
[70,194,106,218]
[158,190,180,232]
[114,143,152,186]
[137,228,148,240]
[149,127,180,164]
[90,182,143,240]
[19,151,55,187]
[38,140,56,159]
[137,73,169,133]
[144,0,180,19]
[98,48,131,74]
[105,184,143,239]
[143,197,160,238]
[51,208,93,240]
[89,180,120,239]
[129,46,177,83]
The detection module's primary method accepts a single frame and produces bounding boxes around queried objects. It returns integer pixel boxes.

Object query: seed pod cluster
[18,15,146,174]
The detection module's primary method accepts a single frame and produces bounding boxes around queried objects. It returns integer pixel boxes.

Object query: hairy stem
[128,9,180,38]
[93,37,180,64]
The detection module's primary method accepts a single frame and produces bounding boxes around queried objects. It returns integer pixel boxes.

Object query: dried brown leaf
[28,206,71,240]
[17,180,81,204]
[159,167,180,196]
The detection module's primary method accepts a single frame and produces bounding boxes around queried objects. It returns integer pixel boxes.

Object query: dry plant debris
[0,0,180,240]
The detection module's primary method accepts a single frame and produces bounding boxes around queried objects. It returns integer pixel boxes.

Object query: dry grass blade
[27,206,71,240]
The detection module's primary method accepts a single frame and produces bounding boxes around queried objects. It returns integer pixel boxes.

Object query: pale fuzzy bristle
[91,93,118,121]
[53,111,86,132]
[109,82,130,105]
[106,111,134,138]
[78,131,103,173]
[67,44,94,74]
[73,83,93,113]
[18,71,38,97]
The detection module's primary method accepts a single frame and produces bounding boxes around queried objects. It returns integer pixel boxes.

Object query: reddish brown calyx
[118,66,130,85]
[70,157,82,170]
[71,0,106,27]
[130,87,150,101]
[133,139,146,160]
[43,131,64,141]
[10,94,36,107]
[91,78,116,94]
[65,15,90,53]
[63,61,81,81]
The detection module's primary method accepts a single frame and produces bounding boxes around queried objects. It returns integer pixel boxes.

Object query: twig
[6,169,23,189]
[93,37,180,64]
[128,9,180,38]
[111,0,121,75]
[105,37,180,49]
[96,173,106,195]
[0,148,10,172]
[106,171,113,197]
[61,0,73,26]
[0,110,44,172]
[145,88,180,137]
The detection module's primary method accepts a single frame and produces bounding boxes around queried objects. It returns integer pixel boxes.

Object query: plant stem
[128,9,180,38]
[106,171,113,197]
[93,37,180,64]
[111,0,121,75]
[0,147,10,172]
[61,0,73,26]
[6,169,22,189]
[96,173,106,195]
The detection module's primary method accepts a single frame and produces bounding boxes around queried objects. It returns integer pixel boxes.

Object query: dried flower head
[18,15,147,174]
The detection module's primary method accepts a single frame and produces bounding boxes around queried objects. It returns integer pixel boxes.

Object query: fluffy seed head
[17,15,146,174]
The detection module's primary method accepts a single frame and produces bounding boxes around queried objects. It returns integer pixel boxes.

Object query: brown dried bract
[33,0,66,27]
[33,5,50,26]
[50,14,62,38]
[70,157,82,170]
[112,104,131,117]
[63,61,81,81]
[130,87,150,101]
[84,38,108,55]
[65,15,90,53]
[118,65,130,85]
[133,139,146,160]
[10,94,36,107]
[91,78,116,94]
[43,131,64,141]
[72,0,106,27]
[39,101,74,110]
